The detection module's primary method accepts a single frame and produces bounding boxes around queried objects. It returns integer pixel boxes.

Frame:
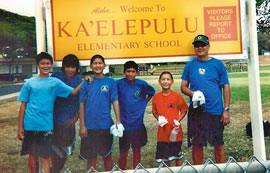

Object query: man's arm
[17,102,27,141]
[180,79,193,97]
[79,102,88,138]
[222,84,231,126]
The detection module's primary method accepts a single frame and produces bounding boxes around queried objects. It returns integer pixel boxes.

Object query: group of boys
[17,34,230,172]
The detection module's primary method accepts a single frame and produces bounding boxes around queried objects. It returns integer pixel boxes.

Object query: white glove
[192,91,205,108]
[158,116,168,127]
[173,120,180,126]
[110,123,125,137]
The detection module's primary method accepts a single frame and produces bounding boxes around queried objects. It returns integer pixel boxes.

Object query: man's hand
[221,111,230,126]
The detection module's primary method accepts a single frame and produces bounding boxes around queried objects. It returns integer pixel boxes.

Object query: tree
[256,0,270,33]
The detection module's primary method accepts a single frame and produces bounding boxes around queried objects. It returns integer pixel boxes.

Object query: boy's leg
[40,156,51,173]
[87,157,97,170]
[51,151,67,173]
[175,159,183,166]
[132,147,141,168]
[192,145,203,165]
[102,155,113,171]
[119,150,129,170]
[28,154,39,173]
[214,145,225,163]
[164,161,171,167]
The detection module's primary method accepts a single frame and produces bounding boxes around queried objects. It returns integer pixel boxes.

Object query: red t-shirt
[152,90,188,142]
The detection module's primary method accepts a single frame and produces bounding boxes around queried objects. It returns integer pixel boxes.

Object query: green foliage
[256,0,270,33]
[0,9,36,56]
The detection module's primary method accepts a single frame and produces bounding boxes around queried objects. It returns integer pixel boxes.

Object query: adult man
[181,34,231,165]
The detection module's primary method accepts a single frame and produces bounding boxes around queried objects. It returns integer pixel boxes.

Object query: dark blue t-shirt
[52,72,82,125]
[79,76,118,129]
[181,57,229,115]
[117,78,155,131]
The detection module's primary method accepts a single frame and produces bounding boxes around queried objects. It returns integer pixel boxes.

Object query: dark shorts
[187,106,224,147]
[80,129,113,160]
[52,122,75,147]
[119,124,147,153]
[21,131,53,158]
[156,142,183,162]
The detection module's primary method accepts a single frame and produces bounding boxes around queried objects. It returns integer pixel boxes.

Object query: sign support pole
[35,0,46,54]
[247,0,266,161]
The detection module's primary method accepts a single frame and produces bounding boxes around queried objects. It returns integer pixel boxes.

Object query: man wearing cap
[181,34,230,165]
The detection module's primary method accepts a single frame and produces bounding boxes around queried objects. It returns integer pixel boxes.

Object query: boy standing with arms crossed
[116,61,155,170]
[17,52,84,173]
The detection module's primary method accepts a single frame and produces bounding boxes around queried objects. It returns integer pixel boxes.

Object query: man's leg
[192,145,203,165]
[119,150,129,170]
[102,155,113,171]
[214,145,225,163]
[132,147,141,169]
[28,154,39,173]
[40,156,51,173]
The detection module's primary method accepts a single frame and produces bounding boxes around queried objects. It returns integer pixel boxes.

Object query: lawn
[0,65,270,173]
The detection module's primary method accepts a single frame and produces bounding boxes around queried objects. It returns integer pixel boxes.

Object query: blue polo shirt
[117,78,155,131]
[79,76,118,130]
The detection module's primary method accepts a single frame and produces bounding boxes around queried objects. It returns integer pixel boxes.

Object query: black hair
[36,52,53,65]
[123,61,138,72]
[61,54,80,73]
[90,54,105,65]
[159,71,173,80]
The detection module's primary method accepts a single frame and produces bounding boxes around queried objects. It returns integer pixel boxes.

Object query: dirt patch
[260,56,270,65]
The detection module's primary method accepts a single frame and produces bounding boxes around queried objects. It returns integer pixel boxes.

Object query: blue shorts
[156,142,183,162]
[119,124,147,153]
[187,106,224,147]
[21,131,53,158]
[79,129,113,160]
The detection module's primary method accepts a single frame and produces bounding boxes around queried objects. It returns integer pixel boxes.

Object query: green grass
[0,65,270,172]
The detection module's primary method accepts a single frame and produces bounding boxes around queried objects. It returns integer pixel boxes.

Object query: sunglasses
[193,42,208,48]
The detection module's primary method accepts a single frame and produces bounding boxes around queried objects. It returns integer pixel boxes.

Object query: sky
[0,0,35,17]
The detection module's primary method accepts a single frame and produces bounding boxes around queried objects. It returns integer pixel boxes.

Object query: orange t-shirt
[152,90,188,142]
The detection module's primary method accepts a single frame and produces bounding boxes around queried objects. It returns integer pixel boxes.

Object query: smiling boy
[116,61,155,170]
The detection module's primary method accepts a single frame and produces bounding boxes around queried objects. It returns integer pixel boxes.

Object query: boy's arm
[17,102,27,141]
[112,100,121,124]
[70,80,85,96]
[178,111,187,122]
[79,102,88,138]
[146,95,153,103]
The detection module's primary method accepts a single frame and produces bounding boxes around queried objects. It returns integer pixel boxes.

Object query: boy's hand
[17,127,25,141]
[65,117,77,128]
[79,126,88,139]
[84,75,93,83]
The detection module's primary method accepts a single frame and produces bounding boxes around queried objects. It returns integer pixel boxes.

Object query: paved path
[0,92,19,101]
[0,83,22,101]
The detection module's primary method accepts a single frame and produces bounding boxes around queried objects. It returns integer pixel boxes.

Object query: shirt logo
[135,90,140,97]
[168,104,174,109]
[101,85,109,92]
[199,68,206,75]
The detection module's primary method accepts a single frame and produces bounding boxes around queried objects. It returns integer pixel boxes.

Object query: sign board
[49,0,245,64]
